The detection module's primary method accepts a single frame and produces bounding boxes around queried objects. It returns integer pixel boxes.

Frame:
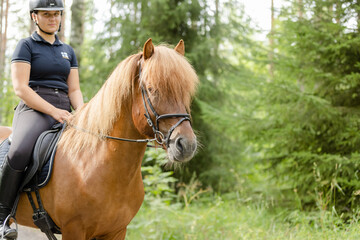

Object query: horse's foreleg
[61,222,87,240]
[101,228,127,240]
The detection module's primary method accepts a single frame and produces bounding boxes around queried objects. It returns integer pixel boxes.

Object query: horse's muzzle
[167,135,197,162]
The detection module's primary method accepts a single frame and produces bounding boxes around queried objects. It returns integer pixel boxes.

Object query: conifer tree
[245,0,360,213]
[70,0,84,66]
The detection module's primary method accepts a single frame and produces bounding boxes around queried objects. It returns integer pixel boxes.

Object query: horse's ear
[174,39,185,56]
[143,38,155,60]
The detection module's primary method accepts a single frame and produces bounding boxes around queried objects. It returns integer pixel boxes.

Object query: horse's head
[132,39,199,163]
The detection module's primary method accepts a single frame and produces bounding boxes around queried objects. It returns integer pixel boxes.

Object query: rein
[68,123,156,144]
[68,58,191,148]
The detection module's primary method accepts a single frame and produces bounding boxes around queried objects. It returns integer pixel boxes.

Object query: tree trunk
[298,0,303,19]
[30,8,36,35]
[108,0,115,56]
[215,0,219,50]
[328,3,333,20]
[357,0,360,32]
[268,0,275,81]
[336,1,340,25]
[0,0,9,79]
[30,20,36,34]
[0,0,4,61]
[314,0,324,24]
[58,0,66,41]
[70,0,84,66]
[297,0,305,91]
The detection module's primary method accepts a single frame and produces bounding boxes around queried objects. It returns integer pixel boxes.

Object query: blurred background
[2,0,360,239]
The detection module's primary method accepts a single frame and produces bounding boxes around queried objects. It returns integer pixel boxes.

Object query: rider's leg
[0,88,70,238]
[0,157,23,239]
[0,101,56,239]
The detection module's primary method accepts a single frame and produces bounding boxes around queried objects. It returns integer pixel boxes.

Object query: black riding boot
[0,157,23,239]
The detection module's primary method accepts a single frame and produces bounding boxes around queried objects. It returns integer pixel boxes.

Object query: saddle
[0,123,66,237]
[0,123,65,191]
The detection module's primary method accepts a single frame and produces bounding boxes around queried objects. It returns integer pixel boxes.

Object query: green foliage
[127,195,360,240]
[142,148,178,206]
[177,173,212,208]
[0,80,18,126]
[233,0,360,215]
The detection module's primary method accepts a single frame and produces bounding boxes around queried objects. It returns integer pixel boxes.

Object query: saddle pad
[34,123,64,189]
[0,134,58,191]
[39,159,51,186]
[22,123,66,192]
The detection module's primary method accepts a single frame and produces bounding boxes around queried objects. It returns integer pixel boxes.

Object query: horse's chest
[80,187,144,230]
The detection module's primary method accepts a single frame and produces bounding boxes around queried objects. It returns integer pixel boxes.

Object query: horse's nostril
[176,137,184,152]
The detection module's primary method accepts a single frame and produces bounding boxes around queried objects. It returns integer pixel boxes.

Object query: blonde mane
[60,44,199,157]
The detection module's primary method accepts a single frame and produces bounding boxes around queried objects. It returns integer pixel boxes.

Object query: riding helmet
[29,0,64,13]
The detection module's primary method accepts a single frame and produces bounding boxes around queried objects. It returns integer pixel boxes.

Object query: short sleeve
[11,39,31,64]
[69,47,78,68]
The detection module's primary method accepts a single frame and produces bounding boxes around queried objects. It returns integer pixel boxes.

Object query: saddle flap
[22,123,66,191]
[33,123,63,170]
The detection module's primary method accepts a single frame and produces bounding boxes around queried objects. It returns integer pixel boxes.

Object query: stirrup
[0,215,18,240]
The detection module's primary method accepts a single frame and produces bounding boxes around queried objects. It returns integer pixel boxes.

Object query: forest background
[2,0,360,239]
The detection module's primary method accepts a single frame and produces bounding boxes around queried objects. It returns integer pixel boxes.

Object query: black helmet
[29,0,64,13]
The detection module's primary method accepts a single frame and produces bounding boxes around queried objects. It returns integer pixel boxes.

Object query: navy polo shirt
[11,31,78,93]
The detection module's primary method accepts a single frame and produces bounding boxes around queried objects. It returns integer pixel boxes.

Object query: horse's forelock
[140,46,199,111]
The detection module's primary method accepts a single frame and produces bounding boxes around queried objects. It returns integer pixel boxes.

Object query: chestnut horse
[0,39,198,239]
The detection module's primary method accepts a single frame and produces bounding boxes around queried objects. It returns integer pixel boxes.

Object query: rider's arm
[11,62,72,123]
[67,68,84,111]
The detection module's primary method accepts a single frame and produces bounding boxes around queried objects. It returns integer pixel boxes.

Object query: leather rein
[69,59,191,148]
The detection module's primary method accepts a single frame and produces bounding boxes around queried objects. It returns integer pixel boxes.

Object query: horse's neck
[101,112,147,182]
[65,104,147,190]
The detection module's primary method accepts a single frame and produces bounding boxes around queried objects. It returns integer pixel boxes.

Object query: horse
[0,38,199,239]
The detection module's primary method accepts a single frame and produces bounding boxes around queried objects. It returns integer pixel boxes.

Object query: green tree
[241,0,360,214]
[70,0,85,66]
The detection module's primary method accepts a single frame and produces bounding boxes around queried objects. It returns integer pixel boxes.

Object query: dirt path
[17,225,62,240]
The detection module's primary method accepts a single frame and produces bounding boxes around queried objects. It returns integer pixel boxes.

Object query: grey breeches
[8,87,71,171]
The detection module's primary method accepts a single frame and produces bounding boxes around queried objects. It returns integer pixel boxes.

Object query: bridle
[139,63,191,147]
[69,57,191,148]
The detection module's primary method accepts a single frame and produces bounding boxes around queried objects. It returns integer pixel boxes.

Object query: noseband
[139,63,191,147]
[69,58,191,148]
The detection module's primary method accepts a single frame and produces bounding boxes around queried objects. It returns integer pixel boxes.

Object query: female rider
[0,0,84,238]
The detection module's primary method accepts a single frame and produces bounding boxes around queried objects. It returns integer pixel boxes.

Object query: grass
[126,196,360,240]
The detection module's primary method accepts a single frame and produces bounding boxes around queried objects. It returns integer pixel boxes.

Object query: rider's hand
[50,108,72,123]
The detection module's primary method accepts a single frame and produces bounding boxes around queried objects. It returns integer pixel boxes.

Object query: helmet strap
[36,23,56,35]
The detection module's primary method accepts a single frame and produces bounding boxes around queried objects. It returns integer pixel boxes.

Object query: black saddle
[26,122,66,191]
[0,123,65,191]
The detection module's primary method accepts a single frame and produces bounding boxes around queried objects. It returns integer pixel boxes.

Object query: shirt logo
[61,52,69,60]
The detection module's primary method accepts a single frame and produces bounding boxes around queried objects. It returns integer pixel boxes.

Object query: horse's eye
[148,87,153,93]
